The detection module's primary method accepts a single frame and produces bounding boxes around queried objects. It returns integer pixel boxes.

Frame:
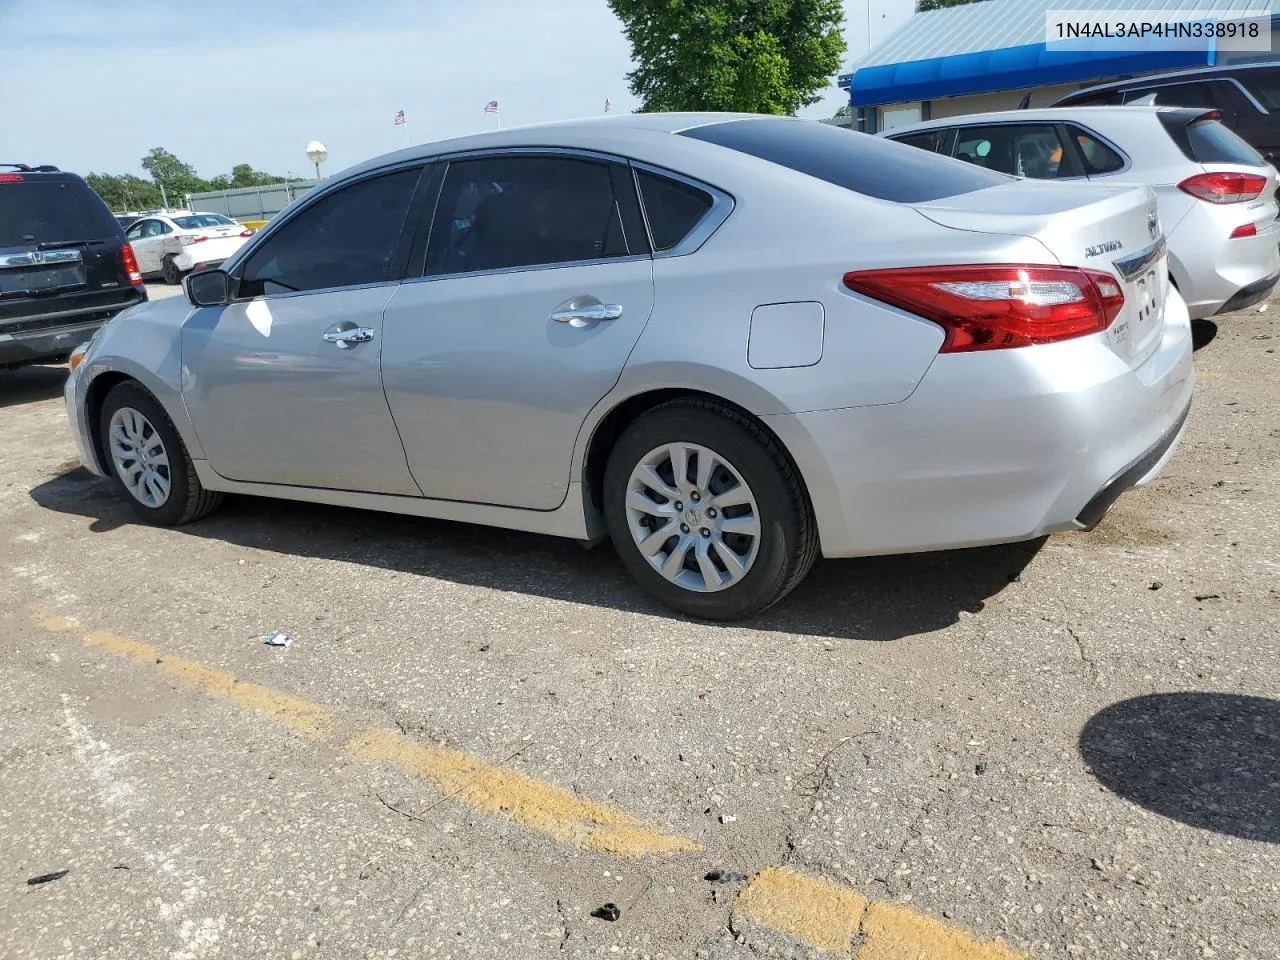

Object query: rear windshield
[0,178,121,246]
[172,213,235,229]
[1159,113,1264,165]
[679,118,1009,203]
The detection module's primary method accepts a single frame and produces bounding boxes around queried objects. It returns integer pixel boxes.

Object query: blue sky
[0,0,913,180]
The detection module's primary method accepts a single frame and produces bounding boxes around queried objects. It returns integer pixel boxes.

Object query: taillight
[1178,172,1267,204]
[843,264,1124,353]
[1230,222,1259,239]
[120,243,144,286]
[179,234,209,246]
[239,229,254,237]
[0,173,23,183]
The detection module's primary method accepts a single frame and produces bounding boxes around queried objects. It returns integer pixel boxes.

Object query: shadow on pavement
[1191,319,1218,352]
[0,364,67,409]
[1080,692,1279,844]
[30,468,1041,641]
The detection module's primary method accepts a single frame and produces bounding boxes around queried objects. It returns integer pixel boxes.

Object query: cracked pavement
[1,285,1277,958]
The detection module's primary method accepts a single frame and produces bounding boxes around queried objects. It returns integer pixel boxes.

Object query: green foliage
[916,0,982,11]
[607,0,846,114]
[86,149,292,211]
[140,147,206,202]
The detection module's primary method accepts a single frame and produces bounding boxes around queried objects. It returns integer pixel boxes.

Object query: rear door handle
[322,325,376,348]
[550,297,623,326]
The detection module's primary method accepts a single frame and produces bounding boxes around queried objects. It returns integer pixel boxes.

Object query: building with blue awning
[839,0,1277,133]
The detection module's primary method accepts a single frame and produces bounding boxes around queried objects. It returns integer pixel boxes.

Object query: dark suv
[1,164,146,369]
[1054,63,1280,164]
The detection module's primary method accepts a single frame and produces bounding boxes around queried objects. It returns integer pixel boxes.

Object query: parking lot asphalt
[1,284,1277,959]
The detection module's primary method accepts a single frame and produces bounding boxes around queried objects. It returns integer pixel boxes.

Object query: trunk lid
[912,180,1167,367]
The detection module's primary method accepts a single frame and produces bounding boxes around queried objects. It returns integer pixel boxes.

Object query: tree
[85,172,163,212]
[140,147,208,203]
[607,0,846,114]
[229,163,287,188]
[916,0,982,11]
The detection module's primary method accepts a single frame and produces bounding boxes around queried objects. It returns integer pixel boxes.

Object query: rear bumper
[1,313,129,368]
[1170,206,1280,319]
[173,239,245,271]
[1217,269,1280,315]
[767,288,1196,558]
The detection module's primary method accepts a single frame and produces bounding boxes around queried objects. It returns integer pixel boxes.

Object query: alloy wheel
[624,442,761,593]
[108,406,172,508]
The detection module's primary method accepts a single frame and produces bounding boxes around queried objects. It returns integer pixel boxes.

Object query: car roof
[882,105,1179,137]
[1065,61,1278,98]
[333,113,776,183]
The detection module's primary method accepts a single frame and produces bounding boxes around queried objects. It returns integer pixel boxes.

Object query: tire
[161,255,182,285]
[98,382,223,526]
[603,398,818,620]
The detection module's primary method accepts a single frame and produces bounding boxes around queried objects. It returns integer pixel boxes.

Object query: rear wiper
[37,239,105,250]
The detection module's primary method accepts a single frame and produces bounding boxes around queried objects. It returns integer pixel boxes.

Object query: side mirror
[184,269,231,307]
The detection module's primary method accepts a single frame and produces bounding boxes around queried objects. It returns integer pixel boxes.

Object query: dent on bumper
[768,302,1196,559]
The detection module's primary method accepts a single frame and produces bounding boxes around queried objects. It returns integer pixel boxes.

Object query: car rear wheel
[603,398,818,620]
[161,255,182,285]
[99,382,223,526]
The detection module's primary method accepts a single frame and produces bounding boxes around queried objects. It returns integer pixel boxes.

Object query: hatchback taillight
[843,265,1125,353]
[120,243,144,286]
[1178,172,1267,204]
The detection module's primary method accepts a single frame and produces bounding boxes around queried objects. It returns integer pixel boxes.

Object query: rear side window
[1144,82,1220,109]
[952,124,1080,179]
[892,130,950,154]
[240,167,421,296]
[1160,113,1265,164]
[680,117,1008,203]
[635,169,713,251]
[1069,127,1126,174]
[426,155,630,275]
[0,178,120,246]
[1238,68,1280,109]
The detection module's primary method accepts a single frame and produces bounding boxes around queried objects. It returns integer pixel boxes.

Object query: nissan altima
[63,114,1194,620]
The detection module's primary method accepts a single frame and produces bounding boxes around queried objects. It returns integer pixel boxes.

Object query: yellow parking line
[76,630,693,857]
[51,622,1024,952]
[734,866,868,952]
[348,728,694,855]
[859,899,1024,960]
[733,868,1024,959]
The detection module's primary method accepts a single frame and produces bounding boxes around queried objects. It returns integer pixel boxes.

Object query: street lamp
[305,140,328,180]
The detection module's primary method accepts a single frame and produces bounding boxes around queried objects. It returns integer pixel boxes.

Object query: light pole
[306,141,328,181]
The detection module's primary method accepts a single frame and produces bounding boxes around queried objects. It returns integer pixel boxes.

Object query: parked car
[883,106,1280,319]
[63,115,1193,619]
[1,164,146,369]
[123,211,254,284]
[1053,62,1280,164]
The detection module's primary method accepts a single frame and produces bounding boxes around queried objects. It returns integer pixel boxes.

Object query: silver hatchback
[64,114,1194,619]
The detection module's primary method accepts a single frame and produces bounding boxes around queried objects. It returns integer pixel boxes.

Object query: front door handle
[550,297,623,326]
[322,325,376,348]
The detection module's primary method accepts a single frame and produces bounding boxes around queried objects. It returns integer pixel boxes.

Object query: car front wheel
[99,382,223,526]
[603,398,818,620]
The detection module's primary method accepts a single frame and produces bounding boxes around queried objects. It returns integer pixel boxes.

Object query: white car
[124,212,254,284]
[882,106,1280,320]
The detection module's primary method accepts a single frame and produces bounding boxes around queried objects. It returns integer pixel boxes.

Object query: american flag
[483,100,499,114]
[604,98,611,113]
[393,109,406,126]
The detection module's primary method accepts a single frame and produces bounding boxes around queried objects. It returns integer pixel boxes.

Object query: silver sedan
[64,114,1194,620]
